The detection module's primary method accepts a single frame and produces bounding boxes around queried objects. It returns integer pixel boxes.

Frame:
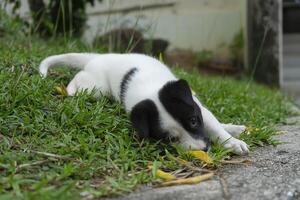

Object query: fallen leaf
[189,150,213,164]
[160,172,214,186]
[55,86,68,96]
[148,166,176,180]
[174,157,189,165]
[156,169,176,180]
[245,127,260,132]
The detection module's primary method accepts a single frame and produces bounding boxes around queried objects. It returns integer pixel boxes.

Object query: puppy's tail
[39,53,98,77]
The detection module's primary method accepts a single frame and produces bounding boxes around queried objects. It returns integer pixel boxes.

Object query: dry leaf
[148,166,176,180]
[176,158,190,165]
[189,150,213,164]
[55,86,68,96]
[156,169,176,180]
[160,172,214,187]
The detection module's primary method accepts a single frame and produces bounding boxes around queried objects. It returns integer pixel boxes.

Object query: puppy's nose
[202,139,211,152]
[202,145,210,152]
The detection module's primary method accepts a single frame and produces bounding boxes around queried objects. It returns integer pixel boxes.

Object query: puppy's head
[130,79,210,151]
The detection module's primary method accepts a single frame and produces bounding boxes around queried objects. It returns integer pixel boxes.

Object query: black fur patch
[159,79,209,143]
[120,67,138,104]
[130,99,169,141]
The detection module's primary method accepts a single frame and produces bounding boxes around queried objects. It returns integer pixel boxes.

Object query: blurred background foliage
[4,0,102,37]
[2,0,247,76]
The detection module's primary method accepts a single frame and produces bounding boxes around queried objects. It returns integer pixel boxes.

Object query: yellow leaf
[176,157,189,165]
[160,172,214,186]
[189,150,213,164]
[156,169,176,180]
[55,86,68,96]
[148,166,176,180]
[245,127,260,132]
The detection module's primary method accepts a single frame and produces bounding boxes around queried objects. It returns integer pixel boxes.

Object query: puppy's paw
[222,124,247,137]
[223,137,249,155]
[227,125,246,137]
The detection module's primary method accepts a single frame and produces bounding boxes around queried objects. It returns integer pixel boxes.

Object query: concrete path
[109,116,300,200]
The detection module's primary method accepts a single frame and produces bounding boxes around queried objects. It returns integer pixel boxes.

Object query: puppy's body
[41,54,174,110]
[39,53,249,154]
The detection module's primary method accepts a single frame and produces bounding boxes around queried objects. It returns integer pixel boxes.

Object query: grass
[0,10,290,199]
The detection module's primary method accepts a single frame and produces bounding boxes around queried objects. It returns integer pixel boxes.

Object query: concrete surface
[108,116,300,200]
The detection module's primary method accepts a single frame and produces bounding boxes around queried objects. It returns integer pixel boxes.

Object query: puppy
[39,53,249,155]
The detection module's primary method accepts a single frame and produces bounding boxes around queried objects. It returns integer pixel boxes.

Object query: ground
[107,113,300,200]
[0,10,294,200]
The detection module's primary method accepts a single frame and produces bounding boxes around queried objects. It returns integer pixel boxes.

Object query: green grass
[0,11,290,199]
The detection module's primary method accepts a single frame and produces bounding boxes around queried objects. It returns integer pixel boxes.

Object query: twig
[180,171,195,179]
[107,156,121,173]
[16,159,50,173]
[172,168,186,176]
[219,159,253,165]
[27,150,74,161]
[172,157,215,173]
[218,173,231,199]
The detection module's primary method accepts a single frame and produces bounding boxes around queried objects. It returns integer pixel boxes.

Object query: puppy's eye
[189,117,198,128]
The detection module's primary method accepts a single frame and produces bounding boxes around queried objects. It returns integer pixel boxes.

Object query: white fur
[39,53,249,155]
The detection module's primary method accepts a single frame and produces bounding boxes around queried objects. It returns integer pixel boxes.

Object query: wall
[2,0,247,54]
[85,0,247,54]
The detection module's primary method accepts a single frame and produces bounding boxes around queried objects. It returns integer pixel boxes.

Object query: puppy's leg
[221,124,246,137]
[201,106,249,155]
[67,71,109,96]
[192,97,249,155]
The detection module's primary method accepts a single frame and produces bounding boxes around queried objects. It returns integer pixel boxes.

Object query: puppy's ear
[130,99,166,140]
[159,79,194,106]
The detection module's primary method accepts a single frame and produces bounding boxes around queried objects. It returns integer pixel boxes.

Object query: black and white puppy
[39,53,249,155]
